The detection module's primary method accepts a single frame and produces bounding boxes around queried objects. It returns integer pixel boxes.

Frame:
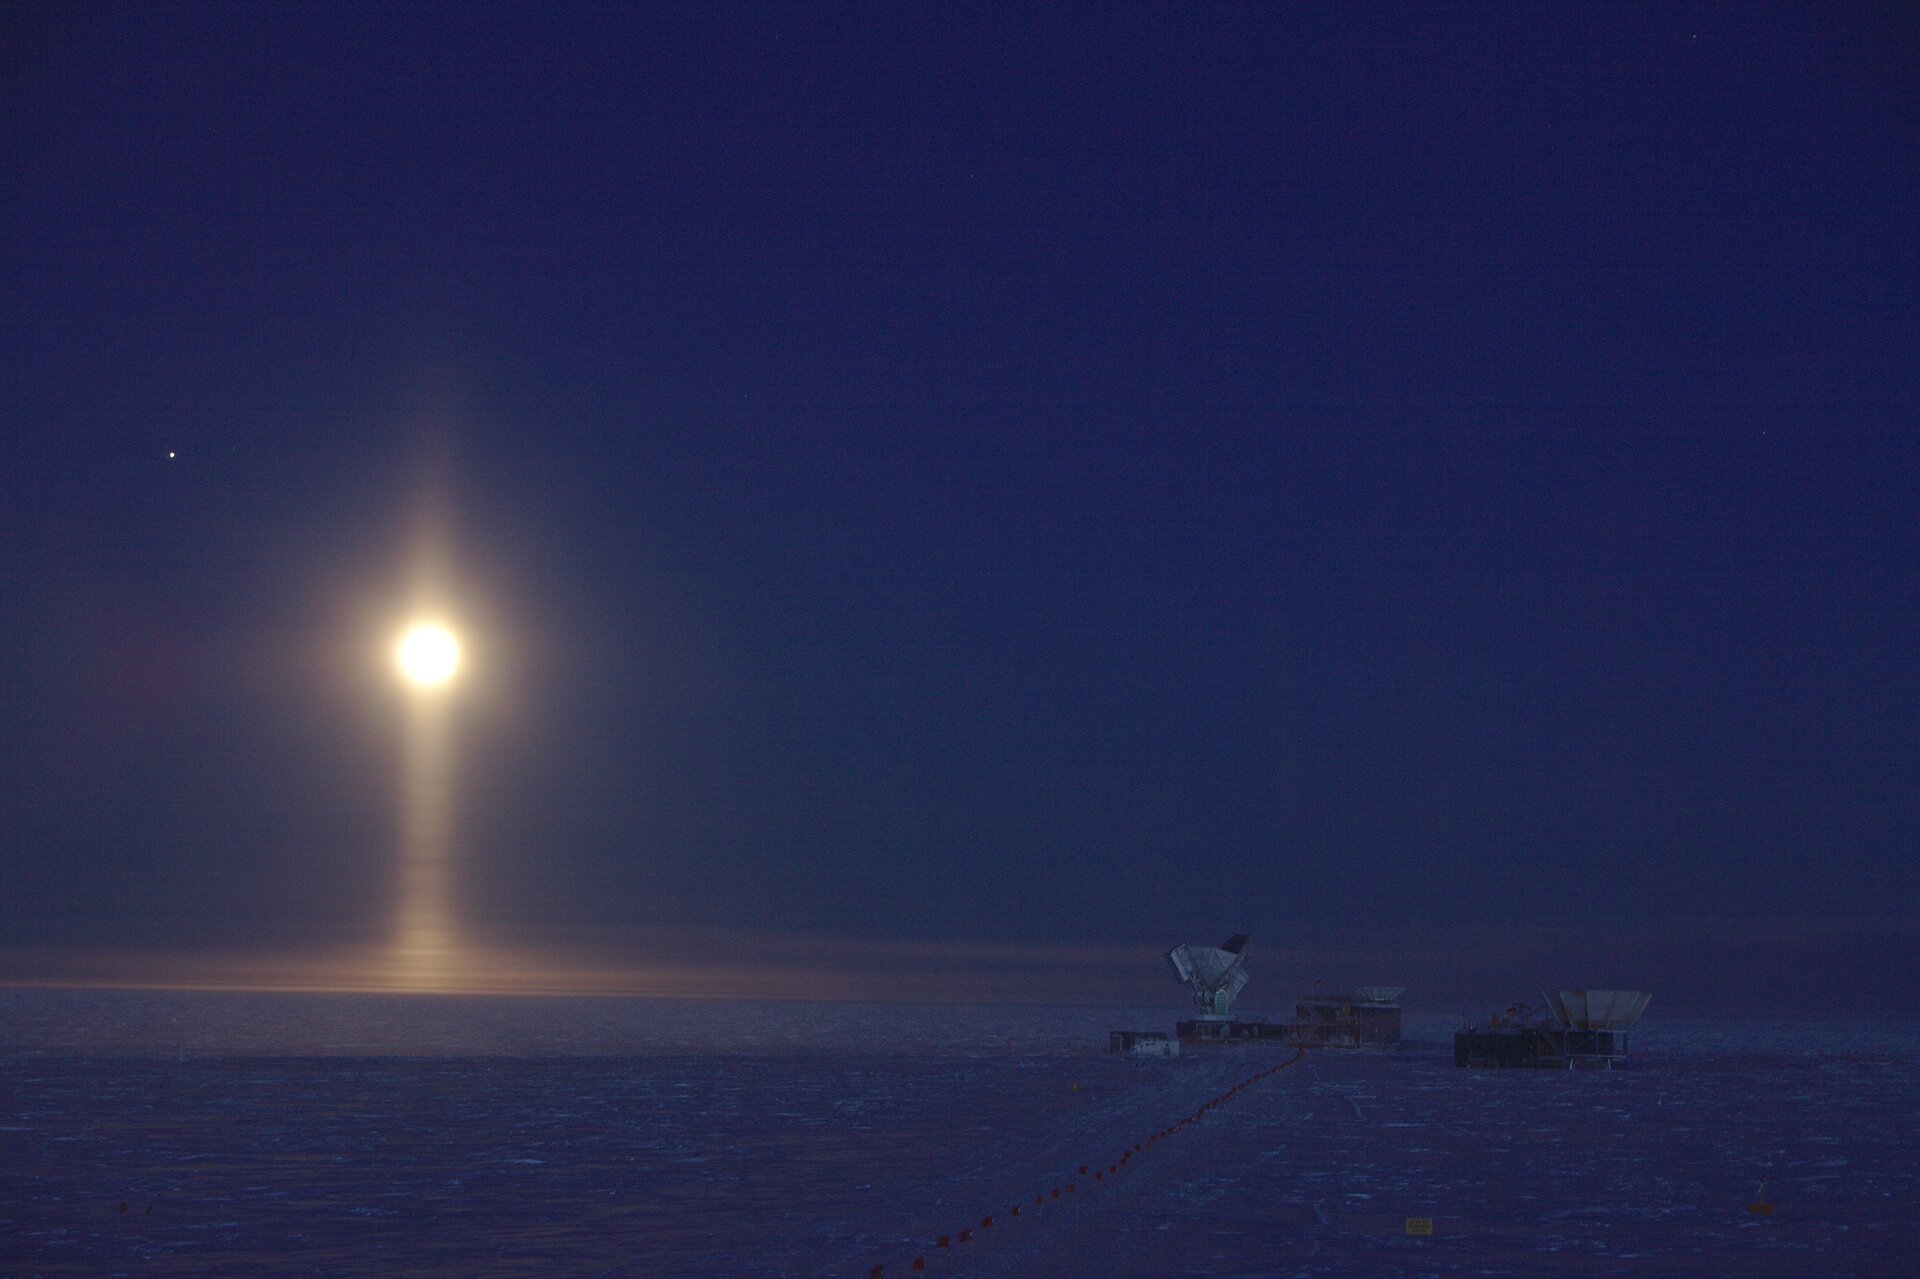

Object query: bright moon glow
[395,623,462,688]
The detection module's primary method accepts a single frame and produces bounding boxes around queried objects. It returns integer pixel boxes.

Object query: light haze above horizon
[3,4,1917,1013]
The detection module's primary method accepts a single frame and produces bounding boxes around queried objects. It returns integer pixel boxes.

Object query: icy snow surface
[3,991,1917,1277]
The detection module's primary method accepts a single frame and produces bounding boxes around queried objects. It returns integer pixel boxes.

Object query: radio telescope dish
[1544,989,1650,1031]
[1166,934,1251,1020]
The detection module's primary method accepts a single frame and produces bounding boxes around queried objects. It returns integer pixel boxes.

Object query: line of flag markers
[864,1046,1306,1277]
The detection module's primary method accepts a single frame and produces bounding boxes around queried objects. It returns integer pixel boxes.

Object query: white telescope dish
[1544,989,1651,1031]
[1167,934,1251,1020]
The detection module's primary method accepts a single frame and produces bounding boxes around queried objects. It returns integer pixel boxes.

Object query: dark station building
[1454,990,1650,1069]
[1172,986,1405,1050]
[1174,1017,1291,1044]
[1287,985,1404,1049]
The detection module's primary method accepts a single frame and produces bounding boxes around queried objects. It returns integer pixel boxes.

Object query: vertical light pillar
[393,621,461,988]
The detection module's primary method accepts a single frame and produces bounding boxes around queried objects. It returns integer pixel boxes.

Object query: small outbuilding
[1109,1029,1180,1057]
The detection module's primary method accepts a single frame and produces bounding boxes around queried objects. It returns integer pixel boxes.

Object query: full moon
[394,622,462,688]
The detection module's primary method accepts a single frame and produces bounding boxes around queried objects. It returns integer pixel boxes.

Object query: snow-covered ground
[3,991,1915,1277]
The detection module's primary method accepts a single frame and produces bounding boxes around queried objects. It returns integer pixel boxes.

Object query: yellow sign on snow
[1405,1217,1435,1236]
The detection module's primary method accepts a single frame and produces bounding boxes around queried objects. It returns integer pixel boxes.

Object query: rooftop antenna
[1166,934,1252,1020]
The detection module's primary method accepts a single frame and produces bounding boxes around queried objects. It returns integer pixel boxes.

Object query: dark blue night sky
[4,4,1916,1010]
